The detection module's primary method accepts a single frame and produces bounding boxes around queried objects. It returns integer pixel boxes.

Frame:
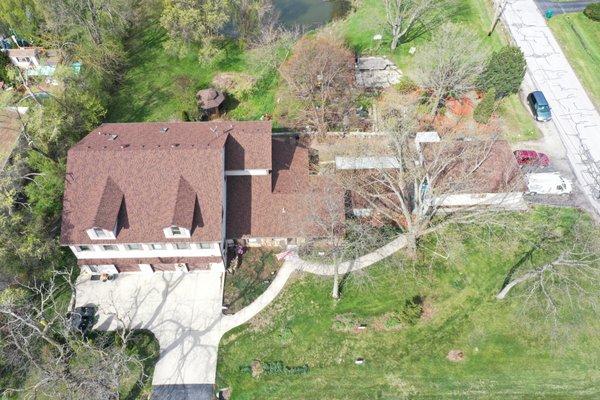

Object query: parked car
[513,149,550,167]
[527,91,552,121]
[526,172,572,195]
[67,306,96,334]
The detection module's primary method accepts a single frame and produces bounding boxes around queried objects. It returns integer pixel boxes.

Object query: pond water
[274,0,350,28]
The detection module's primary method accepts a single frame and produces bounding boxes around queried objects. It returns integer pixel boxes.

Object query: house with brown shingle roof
[61,121,339,274]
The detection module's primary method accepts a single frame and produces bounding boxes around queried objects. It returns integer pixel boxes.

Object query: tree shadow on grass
[123,330,160,400]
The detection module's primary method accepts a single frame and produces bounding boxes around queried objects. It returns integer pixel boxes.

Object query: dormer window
[93,228,107,238]
[163,225,191,239]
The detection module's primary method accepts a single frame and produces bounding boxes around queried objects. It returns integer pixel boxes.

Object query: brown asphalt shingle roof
[170,176,197,230]
[93,177,124,230]
[62,122,342,247]
[227,137,343,239]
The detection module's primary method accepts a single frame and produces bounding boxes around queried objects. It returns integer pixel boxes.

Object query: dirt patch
[419,297,436,322]
[446,97,474,117]
[447,349,465,362]
[212,72,256,97]
[251,360,263,378]
[223,247,282,314]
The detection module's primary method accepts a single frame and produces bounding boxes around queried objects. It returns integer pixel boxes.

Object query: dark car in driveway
[514,149,550,168]
[527,91,552,121]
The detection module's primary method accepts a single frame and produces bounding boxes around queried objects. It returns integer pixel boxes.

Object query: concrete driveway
[75,271,225,398]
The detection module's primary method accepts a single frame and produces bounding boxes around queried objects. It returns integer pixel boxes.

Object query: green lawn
[107,17,279,123]
[217,207,600,398]
[549,12,600,109]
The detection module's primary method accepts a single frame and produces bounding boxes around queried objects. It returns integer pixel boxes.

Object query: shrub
[584,3,600,21]
[395,76,418,93]
[0,51,9,83]
[478,46,526,98]
[473,88,496,124]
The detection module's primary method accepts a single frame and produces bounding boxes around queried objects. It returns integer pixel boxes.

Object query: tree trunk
[405,232,418,260]
[429,89,442,116]
[390,34,400,51]
[390,25,401,50]
[496,271,537,299]
[332,260,340,300]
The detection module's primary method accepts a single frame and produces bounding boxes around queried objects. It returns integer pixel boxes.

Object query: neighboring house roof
[0,110,22,170]
[335,156,400,170]
[7,47,38,58]
[422,140,527,194]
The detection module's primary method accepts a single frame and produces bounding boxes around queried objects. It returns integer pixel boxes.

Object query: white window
[175,243,191,250]
[93,228,107,238]
[125,244,142,250]
[76,245,92,252]
[197,243,211,249]
[102,245,119,251]
[171,226,182,236]
[150,243,165,250]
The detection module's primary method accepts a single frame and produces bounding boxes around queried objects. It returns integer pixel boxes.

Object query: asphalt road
[534,0,599,14]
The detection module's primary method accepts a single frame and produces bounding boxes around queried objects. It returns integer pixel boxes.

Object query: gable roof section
[71,121,272,171]
[170,176,197,230]
[93,177,123,230]
[61,138,225,245]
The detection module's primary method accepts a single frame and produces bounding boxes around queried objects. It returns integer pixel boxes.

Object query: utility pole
[488,0,509,36]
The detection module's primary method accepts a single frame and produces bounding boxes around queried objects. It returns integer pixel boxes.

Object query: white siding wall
[432,192,525,209]
[70,242,222,259]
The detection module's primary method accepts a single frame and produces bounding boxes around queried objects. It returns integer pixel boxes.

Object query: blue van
[527,91,552,122]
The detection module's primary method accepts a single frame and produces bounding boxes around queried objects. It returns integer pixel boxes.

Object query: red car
[513,150,550,167]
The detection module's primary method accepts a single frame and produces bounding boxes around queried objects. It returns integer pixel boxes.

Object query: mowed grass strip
[548,12,600,109]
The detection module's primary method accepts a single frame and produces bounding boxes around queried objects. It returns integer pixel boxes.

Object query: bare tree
[343,94,524,258]
[43,0,135,45]
[414,23,488,115]
[384,0,454,50]
[0,268,149,399]
[301,178,388,299]
[496,222,600,324]
[279,32,357,135]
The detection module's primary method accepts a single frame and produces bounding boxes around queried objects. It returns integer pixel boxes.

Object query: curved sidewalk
[289,235,408,276]
[219,235,407,332]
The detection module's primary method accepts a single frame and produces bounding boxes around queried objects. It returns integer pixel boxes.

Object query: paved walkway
[220,235,407,331]
[534,0,599,14]
[500,0,600,216]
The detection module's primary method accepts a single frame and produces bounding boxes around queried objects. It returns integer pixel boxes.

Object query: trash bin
[545,9,554,19]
